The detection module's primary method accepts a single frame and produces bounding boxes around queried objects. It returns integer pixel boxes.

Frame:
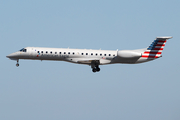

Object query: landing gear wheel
[96,67,100,72]
[16,63,19,67]
[91,62,100,73]
[92,68,96,73]
[16,60,19,67]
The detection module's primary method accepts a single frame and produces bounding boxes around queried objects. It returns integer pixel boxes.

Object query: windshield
[19,48,27,52]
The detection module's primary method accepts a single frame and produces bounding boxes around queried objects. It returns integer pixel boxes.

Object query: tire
[92,68,96,72]
[96,67,100,72]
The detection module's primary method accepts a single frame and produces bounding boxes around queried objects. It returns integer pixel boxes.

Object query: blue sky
[1,0,180,120]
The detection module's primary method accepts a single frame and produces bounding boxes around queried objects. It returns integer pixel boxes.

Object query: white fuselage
[6,36,172,72]
[7,47,152,65]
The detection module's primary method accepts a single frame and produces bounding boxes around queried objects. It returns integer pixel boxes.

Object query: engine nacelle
[117,50,141,58]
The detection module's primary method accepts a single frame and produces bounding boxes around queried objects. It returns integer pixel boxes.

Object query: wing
[77,58,111,65]
[77,58,99,64]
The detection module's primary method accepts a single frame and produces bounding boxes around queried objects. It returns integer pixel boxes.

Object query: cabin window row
[81,53,113,56]
[37,51,75,55]
[37,51,115,56]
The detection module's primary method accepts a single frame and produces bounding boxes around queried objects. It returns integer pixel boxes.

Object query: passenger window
[55,52,57,54]
[104,54,106,56]
[96,53,98,56]
[37,51,39,53]
[113,54,115,56]
[109,54,111,56]
[82,53,84,55]
[91,53,93,55]
[59,52,61,54]
[68,52,70,54]
[100,54,102,56]
[41,51,43,53]
[73,52,75,55]
[64,52,66,54]
[50,51,52,54]
[86,53,88,55]
[46,51,48,53]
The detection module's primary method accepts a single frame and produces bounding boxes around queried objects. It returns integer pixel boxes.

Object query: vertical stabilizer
[142,36,172,58]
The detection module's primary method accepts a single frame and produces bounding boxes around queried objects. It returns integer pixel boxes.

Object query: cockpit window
[19,48,24,51]
[19,48,27,52]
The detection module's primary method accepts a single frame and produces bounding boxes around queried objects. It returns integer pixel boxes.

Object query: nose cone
[6,52,19,58]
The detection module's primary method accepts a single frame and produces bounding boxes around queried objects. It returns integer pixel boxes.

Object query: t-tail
[141,36,173,59]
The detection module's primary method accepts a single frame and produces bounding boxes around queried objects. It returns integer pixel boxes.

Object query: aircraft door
[30,47,36,58]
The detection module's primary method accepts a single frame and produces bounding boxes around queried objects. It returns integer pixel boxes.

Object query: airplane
[6,36,172,72]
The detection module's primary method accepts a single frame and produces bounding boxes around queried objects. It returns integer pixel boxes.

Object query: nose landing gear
[16,60,19,67]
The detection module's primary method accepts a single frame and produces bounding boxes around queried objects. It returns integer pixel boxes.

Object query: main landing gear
[91,65,100,73]
[91,60,100,73]
[92,66,100,73]
[16,60,19,67]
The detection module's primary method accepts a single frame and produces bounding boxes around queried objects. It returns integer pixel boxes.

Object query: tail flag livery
[142,36,172,58]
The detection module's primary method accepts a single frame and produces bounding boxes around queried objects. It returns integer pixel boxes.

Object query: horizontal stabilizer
[156,36,173,40]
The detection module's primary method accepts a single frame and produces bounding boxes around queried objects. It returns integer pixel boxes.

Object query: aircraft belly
[112,57,141,64]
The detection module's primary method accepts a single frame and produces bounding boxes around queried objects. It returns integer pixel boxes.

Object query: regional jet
[6,36,172,72]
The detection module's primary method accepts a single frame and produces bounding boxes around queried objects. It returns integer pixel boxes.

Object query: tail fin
[142,36,172,58]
